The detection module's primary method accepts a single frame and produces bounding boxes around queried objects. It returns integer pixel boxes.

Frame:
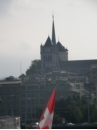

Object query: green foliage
[26,60,40,76]
[19,73,26,79]
[89,104,97,122]
[74,107,83,121]
[54,95,97,123]
[53,114,62,124]
[66,95,72,102]
[35,95,97,124]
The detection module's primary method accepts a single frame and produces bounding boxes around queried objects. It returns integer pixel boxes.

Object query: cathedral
[40,17,97,76]
[40,17,68,75]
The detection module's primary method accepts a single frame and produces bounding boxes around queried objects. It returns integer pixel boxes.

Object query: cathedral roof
[60,59,97,69]
[34,59,97,71]
[44,36,53,47]
[57,41,68,52]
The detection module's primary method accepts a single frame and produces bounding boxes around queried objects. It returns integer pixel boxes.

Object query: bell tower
[40,16,59,75]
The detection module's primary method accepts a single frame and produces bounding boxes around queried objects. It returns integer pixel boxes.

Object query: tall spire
[52,15,56,45]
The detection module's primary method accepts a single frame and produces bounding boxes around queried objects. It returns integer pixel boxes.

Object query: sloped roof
[60,59,97,68]
[44,36,53,47]
[57,41,68,52]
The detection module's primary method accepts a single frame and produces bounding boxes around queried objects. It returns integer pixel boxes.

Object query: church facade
[40,18,68,75]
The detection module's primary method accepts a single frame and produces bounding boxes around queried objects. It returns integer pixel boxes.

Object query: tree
[19,74,26,79]
[54,95,97,123]
[26,60,41,76]
[89,103,97,122]
[53,114,62,124]
[74,107,83,122]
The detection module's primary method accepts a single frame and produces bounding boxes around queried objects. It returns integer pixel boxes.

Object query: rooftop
[60,59,97,68]
[43,36,53,47]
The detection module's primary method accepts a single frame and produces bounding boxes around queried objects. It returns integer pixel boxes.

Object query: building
[60,60,97,76]
[1,16,97,124]
[20,78,82,123]
[72,83,85,98]
[0,76,21,117]
[45,70,88,83]
[20,80,46,123]
[40,17,97,77]
[0,76,90,124]
[88,64,97,83]
[40,17,68,75]
[46,80,80,101]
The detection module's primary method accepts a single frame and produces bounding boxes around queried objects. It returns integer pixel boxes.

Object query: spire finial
[52,11,54,20]
[58,36,59,42]
[52,14,56,45]
[52,14,54,20]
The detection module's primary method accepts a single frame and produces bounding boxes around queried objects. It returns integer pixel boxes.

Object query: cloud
[0,0,97,78]
[0,0,12,16]
[84,0,97,9]
[19,42,32,51]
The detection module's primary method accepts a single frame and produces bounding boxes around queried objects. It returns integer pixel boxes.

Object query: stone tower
[40,17,59,75]
[40,16,68,75]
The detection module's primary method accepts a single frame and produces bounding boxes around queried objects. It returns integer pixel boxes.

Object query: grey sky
[0,0,97,78]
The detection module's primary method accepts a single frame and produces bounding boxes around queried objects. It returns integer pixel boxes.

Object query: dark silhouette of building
[40,16,68,75]
[40,16,97,76]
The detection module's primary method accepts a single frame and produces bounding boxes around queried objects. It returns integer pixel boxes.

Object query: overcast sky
[0,0,97,78]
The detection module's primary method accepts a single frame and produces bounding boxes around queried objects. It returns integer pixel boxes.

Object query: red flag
[37,88,56,129]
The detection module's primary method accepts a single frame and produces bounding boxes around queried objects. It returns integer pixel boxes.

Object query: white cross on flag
[37,88,56,129]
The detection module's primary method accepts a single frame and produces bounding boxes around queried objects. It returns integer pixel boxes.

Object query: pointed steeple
[52,15,56,45]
